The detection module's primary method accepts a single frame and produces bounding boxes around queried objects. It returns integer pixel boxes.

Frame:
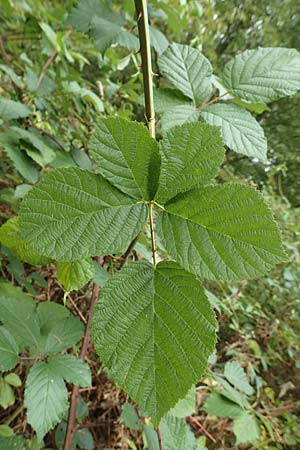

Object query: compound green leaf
[89,117,160,200]
[160,104,199,133]
[68,0,123,33]
[203,394,243,418]
[222,47,300,103]
[158,43,212,105]
[44,316,84,353]
[25,362,69,439]
[37,302,70,336]
[160,414,201,450]
[57,258,95,291]
[0,424,14,437]
[48,355,91,387]
[201,103,268,160]
[0,217,50,266]
[153,88,192,113]
[0,436,25,449]
[19,167,148,262]
[36,302,84,354]
[9,127,56,167]
[90,17,124,53]
[233,411,261,445]
[156,122,224,204]
[0,282,41,355]
[0,139,38,184]
[169,385,195,418]
[0,327,19,372]
[224,361,254,395]
[149,27,169,55]
[91,261,216,426]
[0,379,15,409]
[0,98,32,120]
[156,184,286,280]
[120,403,143,430]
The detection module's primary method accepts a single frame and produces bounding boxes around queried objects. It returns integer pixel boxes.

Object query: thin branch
[37,29,72,88]
[157,426,164,450]
[199,91,229,110]
[188,415,216,443]
[135,0,155,138]
[119,231,141,268]
[63,257,103,450]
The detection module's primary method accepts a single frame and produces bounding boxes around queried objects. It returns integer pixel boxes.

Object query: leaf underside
[202,103,268,160]
[222,47,300,103]
[158,43,212,105]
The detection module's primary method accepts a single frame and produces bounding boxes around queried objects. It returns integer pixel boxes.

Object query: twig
[67,293,87,324]
[0,36,10,65]
[37,29,71,88]
[63,257,103,450]
[157,426,164,450]
[119,232,141,268]
[188,415,216,443]
[199,91,229,111]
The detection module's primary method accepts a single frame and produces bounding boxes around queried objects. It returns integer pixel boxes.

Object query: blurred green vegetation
[0,1,299,449]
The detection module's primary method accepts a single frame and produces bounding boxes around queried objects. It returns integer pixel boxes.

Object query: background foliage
[0,0,299,449]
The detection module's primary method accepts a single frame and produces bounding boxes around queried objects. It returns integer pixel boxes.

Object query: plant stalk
[63,258,102,450]
[135,2,163,449]
[135,0,155,138]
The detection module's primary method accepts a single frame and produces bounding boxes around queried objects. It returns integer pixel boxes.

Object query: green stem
[149,203,157,267]
[135,0,155,138]
[135,3,162,448]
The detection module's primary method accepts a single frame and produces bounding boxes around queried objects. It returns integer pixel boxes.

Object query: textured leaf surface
[233,412,261,444]
[25,362,68,439]
[160,414,202,450]
[91,261,216,425]
[0,282,41,354]
[19,167,147,261]
[158,43,212,105]
[0,327,19,372]
[90,117,160,200]
[156,122,224,204]
[203,394,243,418]
[57,258,95,291]
[120,403,143,430]
[0,217,50,265]
[160,104,199,133]
[222,47,300,103]
[202,103,268,160]
[156,184,286,280]
[0,98,31,120]
[153,88,191,113]
[1,140,38,183]
[224,361,254,395]
[68,0,122,33]
[9,127,56,167]
[36,302,84,354]
[44,316,84,353]
[169,385,195,418]
[149,27,169,55]
[48,355,91,387]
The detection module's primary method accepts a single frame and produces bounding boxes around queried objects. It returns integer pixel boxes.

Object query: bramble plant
[1,0,300,448]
